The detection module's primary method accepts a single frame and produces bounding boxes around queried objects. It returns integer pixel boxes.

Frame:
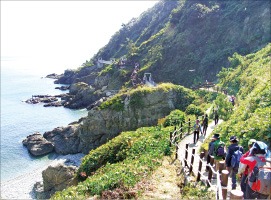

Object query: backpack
[248,157,271,195]
[231,147,243,169]
[215,141,225,157]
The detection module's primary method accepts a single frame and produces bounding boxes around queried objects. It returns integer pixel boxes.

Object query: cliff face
[42,84,194,154]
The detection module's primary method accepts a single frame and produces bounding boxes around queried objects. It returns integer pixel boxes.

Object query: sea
[0,57,88,183]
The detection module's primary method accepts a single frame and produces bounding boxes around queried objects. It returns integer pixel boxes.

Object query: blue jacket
[225,143,244,167]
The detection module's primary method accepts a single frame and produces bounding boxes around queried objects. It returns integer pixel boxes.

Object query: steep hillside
[204,43,271,150]
[56,0,270,90]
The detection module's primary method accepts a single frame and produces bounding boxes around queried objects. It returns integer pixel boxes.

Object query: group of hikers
[191,109,270,199]
[206,134,270,199]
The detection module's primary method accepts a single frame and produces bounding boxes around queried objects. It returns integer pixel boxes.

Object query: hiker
[230,95,235,106]
[238,141,271,199]
[225,136,244,190]
[202,114,208,136]
[214,109,219,125]
[239,139,256,195]
[193,119,203,144]
[206,137,216,171]
[209,133,225,172]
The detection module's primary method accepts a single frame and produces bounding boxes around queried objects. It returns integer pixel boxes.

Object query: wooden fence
[169,123,244,200]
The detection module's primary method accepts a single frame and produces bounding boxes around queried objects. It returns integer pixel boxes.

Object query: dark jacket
[225,143,244,167]
[208,140,215,155]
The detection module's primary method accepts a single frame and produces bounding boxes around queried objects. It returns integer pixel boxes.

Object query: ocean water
[1,58,88,182]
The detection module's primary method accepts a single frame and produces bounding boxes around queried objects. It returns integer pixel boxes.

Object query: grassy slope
[203,43,271,150]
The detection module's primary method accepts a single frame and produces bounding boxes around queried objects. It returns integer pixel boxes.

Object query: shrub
[163,109,185,127]
[185,104,204,117]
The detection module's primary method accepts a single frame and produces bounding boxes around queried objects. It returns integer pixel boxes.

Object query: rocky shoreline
[0,153,85,199]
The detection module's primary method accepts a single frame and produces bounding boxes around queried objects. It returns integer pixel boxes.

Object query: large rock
[34,162,78,199]
[63,82,101,109]
[43,163,78,192]
[43,125,81,154]
[22,133,54,156]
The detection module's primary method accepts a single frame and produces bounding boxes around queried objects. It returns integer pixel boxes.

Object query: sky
[1,1,158,73]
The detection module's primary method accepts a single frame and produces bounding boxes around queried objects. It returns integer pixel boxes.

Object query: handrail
[169,122,231,200]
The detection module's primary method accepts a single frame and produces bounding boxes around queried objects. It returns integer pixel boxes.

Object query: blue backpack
[231,146,243,169]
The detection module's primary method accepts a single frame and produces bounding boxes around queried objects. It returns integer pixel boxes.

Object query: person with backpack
[193,119,203,144]
[206,136,216,171]
[239,139,256,195]
[238,141,271,199]
[225,136,244,190]
[202,114,208,136]
[209,133,226,172]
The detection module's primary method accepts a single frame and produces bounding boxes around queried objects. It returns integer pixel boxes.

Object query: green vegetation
[52,126,174,199]
[203,43,271,151]
[163,109,185,127]
[91,1,269,88]
[185,104,204,117]
[181,182,216,199]
[100,82,195,111]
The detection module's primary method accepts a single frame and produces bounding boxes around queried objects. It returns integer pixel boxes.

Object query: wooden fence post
[188,118,191,134]
[179,122,183,140]
[185,144,189,167]
[206,154,210,171]
[196,152,205,181]
[175,145,178,160]
[207,156,214,187]
[219,160,225,173]
[169,132,172,147]
[221,169,229,200]
[189,148,195,174]
[230,190,243,199]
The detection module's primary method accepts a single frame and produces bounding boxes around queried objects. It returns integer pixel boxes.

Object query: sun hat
[248,139,256,146]
[230,135,238,142]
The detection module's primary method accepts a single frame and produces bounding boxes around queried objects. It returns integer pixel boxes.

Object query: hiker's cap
[248,139,256,146]
[230,135,238,142]
[212,133,220,139]
[251,141,268,155]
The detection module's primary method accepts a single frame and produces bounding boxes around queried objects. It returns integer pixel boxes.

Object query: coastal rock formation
[23,84,194,156]
[43,163,77,193]
[34,162,78,199]
[63,82,101,109]
[45,73,61,79]
[24,94,70,107]
[22,133,54,156]
[55,85,70,91]
[78,84,194,153]
[54,66,97,85]
[43,125,81,154]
